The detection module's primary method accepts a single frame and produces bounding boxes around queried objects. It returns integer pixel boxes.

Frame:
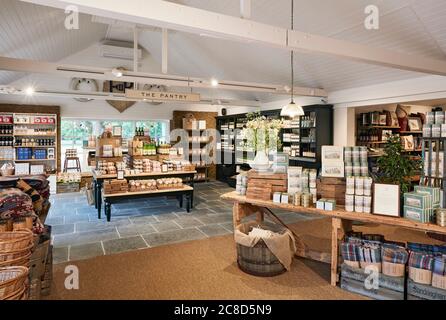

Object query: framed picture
[390,112,399,127]
[408,117,422,131]
[379,114,387,126]
[322,146,344,162]
[401,135,415,151]
[373,183,400,217]
[321,163,345,178]
[113,126,122,137]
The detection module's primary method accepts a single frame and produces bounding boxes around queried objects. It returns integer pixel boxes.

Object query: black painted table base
[102,189,193,222]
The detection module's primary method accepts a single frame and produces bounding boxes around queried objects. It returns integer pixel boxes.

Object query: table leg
[97,182,102,219]
[93,180,98,209]
[190,174,195,208]
[105,200,111,222]
[331,217,353,286]
[178,195,183,208]
[186,193,191,213]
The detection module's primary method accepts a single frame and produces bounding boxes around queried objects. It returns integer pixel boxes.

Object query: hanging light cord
[290,0,294,103]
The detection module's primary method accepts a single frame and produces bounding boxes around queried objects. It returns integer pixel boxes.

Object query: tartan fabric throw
[358,242,382,263]
[341,242,359,262]
[408,242,446,256]
[433,256,446,276]
[409,251,434,270]
[381,244,409,264]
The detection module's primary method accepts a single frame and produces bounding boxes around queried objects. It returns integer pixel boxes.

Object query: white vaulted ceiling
[1,0,446,100]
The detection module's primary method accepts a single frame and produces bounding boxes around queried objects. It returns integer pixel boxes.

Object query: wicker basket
[0,252,32,268]
[0,266,29,300]
[236,239,286,277]
[0,243,34,262]
[0,230,34,252]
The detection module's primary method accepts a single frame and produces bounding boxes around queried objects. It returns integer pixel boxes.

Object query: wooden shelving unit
[0,112,58,175]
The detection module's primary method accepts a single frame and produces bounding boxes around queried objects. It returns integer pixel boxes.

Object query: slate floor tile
[53,246,69,264]
[52,224,75,235]
[53,228,119,247]
[117,224,157,237]
[102,236,148,255]
[173,217,204,228]
[69,242,104,261]
[150,221,182,232]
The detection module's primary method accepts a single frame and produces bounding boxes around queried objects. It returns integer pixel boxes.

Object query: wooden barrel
[236,239,286,277]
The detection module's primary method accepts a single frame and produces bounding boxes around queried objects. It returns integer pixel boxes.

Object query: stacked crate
[317,177,346,206]
[246,170,287,201]
[103,179,128,194]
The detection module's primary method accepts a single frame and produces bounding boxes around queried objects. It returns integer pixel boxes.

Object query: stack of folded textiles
[408,242,446,289]
[341,235,409,277]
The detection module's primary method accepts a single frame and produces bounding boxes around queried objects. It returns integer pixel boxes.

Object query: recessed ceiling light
[210,78,219,87]
[25,87,35,96]
[112,68,124,78]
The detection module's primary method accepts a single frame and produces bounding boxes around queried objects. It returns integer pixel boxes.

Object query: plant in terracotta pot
[243,112,283,172]
[377,134,421,194]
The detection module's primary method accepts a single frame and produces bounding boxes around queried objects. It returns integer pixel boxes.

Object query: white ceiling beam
[20,0,446,76]
[240,0,251,19]
[1,89,262,107]
[162,28,168,74]
[0,56,327,97]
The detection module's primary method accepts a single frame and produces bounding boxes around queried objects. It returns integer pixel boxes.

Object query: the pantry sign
[126,90,200,102]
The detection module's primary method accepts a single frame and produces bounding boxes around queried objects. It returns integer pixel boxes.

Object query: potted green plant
[377,134,421,194]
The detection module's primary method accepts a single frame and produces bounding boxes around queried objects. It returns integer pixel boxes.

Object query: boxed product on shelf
[104,179,128,194]
[128,179,157,192]
[156,178,183,190]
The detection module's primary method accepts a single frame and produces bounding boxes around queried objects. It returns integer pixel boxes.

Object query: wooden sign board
[126,89,200,102]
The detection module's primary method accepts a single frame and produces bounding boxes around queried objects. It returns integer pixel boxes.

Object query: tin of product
[359,147,368,160]
[442,124,446,138]
[435,111,445,125]
[426,112,435,125]
[353,165,361,176]
[432,124,441,138]
[355,177,364,196]
[293,192,302,206]
[345,163,353,177]
[363,196,372,208]
[423,124,432,138]
[346,176,355,195]
[363,178,373,196]
[360,166,369,177]
[436,209,446,227]
[302,193,312,208]
[344,147,352,163]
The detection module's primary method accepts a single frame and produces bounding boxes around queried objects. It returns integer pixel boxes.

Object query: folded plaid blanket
[433,256,446,276]
[382,244,409,264]
[409,251,434,270]
[358,242,382,263]
[408,242,446,256]
[341,242,360,262]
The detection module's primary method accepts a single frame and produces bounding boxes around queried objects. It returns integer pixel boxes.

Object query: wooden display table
[221,191,446,286]
[92,170,197,219]
[102,185,194,222]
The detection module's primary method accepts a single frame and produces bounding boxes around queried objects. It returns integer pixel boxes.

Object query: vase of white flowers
[243,113,283,172]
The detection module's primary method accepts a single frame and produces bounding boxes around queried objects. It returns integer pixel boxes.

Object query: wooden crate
[317,177,346,205]
[56,182,80,194]
[246,170,287,201]
[340,263,405,300]
[407,279,446,300]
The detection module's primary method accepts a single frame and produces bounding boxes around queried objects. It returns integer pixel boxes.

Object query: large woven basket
[0,243,34,261]
[0,251,32,268]
[0,266,29,300]
[237,239,286,277]
[0,230,34,252]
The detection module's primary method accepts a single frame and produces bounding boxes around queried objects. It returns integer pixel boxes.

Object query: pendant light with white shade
[281,0,304,118]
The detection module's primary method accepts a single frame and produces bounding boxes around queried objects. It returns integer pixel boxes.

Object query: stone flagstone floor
[47,181,322,264]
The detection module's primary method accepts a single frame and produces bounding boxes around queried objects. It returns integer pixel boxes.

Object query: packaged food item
[355,177,364,196]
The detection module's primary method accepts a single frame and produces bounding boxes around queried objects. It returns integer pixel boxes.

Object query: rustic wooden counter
[221,191,446,286]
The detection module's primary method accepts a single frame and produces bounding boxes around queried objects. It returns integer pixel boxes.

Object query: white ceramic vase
[251,150,271,172]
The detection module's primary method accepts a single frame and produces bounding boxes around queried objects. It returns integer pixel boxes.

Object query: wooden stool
[63,149,81,172]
